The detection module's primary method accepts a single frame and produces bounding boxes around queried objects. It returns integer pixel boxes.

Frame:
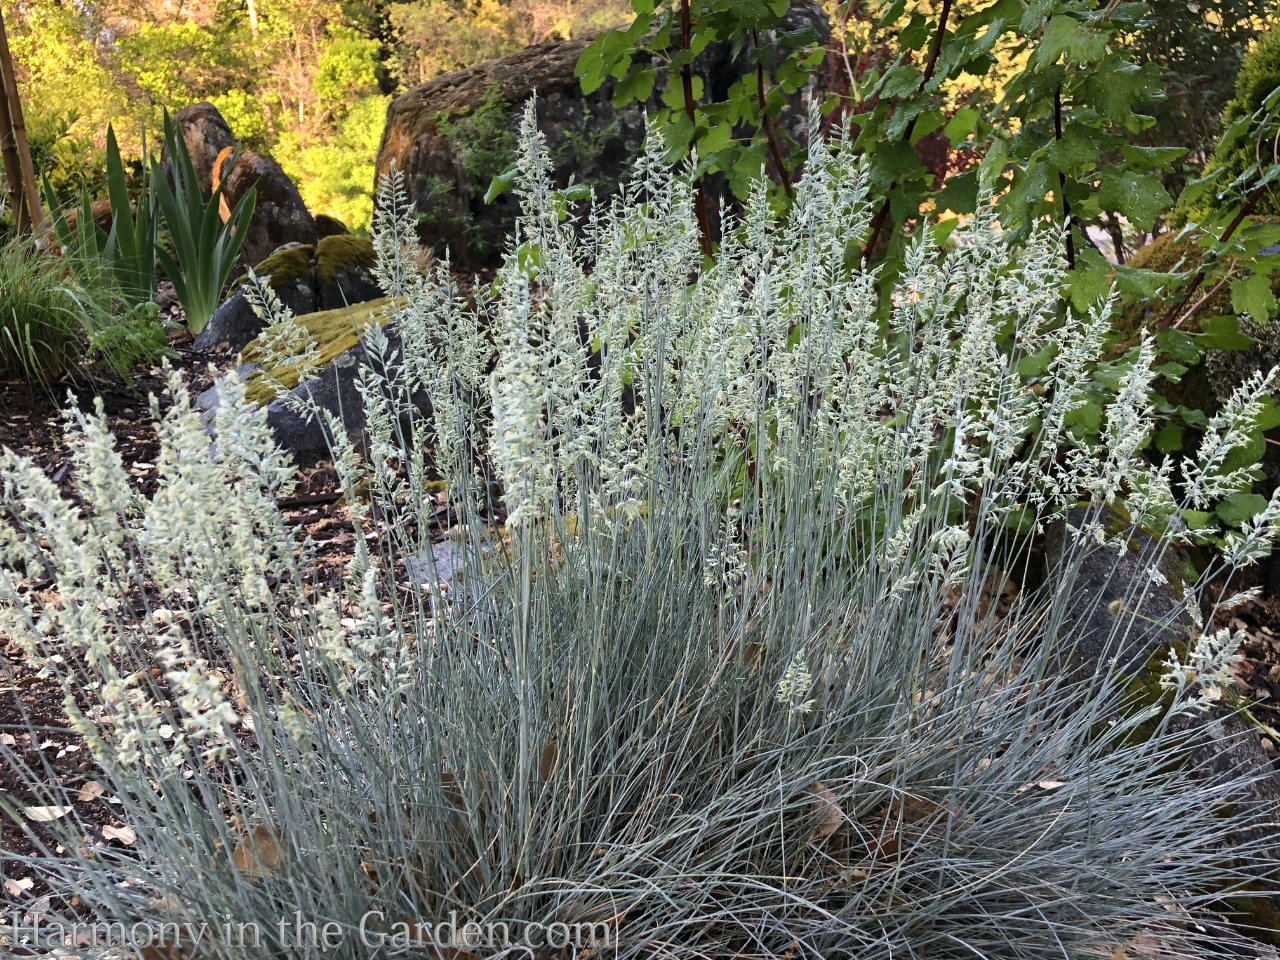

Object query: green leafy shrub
[152,110,257,335]
[277,94,390,233]
[26,111,101,214]
[209,89,272,153]
[81,304,171,380]
[575,3,1280,535]
[577,0,826,207]
[113,18,252,111]
[313,25,384,118]
[3,107,1280,959]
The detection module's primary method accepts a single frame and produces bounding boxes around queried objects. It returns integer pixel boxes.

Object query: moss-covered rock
[315,234,375,284]
[1114,222,1280,410]
[257,243,317,290]
[314,235,381,308]
[241,297,394,405]
[1115,230,1222,340]
[193,237,387,354]
[1045,507,1191,681]
[193,243,318,353]
[1046,507,1280,944]
[251,235,379,299]
[197,296,429,464]
[313,213,350,238]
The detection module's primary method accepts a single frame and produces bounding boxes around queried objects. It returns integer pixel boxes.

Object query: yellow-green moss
[1083,620,1187,748]
[1216,24,1280,221]
[254,244,316,291]
[1226,890,1280,947]
[248,235,376,295]
[1117,638,1188,744]
[1114,232,1214,345]
[315,235,375,286]
[240,297,395,405]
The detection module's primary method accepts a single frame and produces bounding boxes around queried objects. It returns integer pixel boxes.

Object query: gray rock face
[166,102,236,202]
[1043,510,1190,676]
[317,261,381,310]
[220,151,319,271]
[374,1,828,267]
[197,324,431,464]
[1046,506,1280,923]
[257,338,383,464]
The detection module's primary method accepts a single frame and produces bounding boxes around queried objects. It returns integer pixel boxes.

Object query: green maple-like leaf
[1096,170,1171,231]
[1231,274,1278,323]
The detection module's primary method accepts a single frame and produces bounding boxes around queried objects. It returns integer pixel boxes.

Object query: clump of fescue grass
[1,102,1279,959]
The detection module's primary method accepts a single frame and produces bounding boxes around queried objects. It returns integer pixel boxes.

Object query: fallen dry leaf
[809,783,843,840]
[232,825,281,879]
[22,804,73,823]
[102,824,137,845]
[77,781,105,802]
[4,877,33,896]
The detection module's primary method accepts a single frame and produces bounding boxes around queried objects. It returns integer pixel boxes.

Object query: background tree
[0,5,38,232]
[387,0,626,86]
[4,0,628,230]
[6,0,1268,239]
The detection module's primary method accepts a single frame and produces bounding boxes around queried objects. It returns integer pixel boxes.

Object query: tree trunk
[0,54,23,231]
[0,8,39,234]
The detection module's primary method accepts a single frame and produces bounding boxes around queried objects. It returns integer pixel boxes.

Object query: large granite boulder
[193,236,386,354]
[374,1,828,267]
[1043,509,1192,676]
[165,102,236,202]
[196,298,430,463]
[219,150,319,271]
